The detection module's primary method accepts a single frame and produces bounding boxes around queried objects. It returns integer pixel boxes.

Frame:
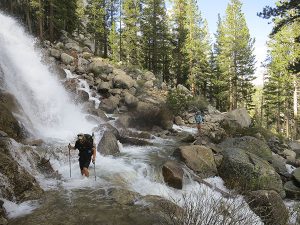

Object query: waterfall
[0,12,94,140]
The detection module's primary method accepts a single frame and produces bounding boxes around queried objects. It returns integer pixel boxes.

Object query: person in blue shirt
[195,111,204,133]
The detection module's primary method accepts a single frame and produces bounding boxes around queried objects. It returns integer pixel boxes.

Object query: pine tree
[171,0,189,85]
[184,0,211,96]
[215,0,256,111]
[263,20,299,136]
[140,0,170,78]
[86,0,106,55]
[108,21,120,62]
[122,0,142,65]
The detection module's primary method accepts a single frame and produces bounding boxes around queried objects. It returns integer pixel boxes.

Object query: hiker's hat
[77,133,84,139]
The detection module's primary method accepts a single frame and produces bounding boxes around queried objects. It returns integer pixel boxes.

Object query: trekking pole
[68,144,71,178]
[93,161,96,181]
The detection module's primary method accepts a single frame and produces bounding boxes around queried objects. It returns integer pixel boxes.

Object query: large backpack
[84,133,94,149]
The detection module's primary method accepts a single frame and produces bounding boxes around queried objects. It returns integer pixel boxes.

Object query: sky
[197,0,276,86]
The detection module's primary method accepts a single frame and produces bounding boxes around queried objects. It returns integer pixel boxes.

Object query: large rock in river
[162,161,184,189]
[0,91,26,140]
[218,147,284,197]
[219,136,272,162]
[97,130,119,156]
[0,138,43,202]
[175,145,217,178]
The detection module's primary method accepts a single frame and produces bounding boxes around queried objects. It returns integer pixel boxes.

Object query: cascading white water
[0,12,94,140]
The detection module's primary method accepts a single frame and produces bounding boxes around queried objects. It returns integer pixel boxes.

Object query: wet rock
[116,114,132,128]
[219,136,272,162]
[119,136,152,146]
[63,78,78,93]
[175,145,217,178]
[293,168,300,185]
[76,90,89,103]
[130,102,173,130]
[24,139,44,146]
[284,181,300,200]
[0,138,44,202]
[37,157,57,177]
[102,123,120,139]
[162,161,183,189]
[61,53,74,65]
[246,190,289,225]
[174,116,184,126]
[122,130,152,139]
[86,108,109,122]
[219,148,284,197]
[178,131,196,143]
[0,200,8,225]
[0,131,8,137]
[97,82,111,96]
[108,188,140,205]
[97,130,119,156]
[0,103,26,141]
[99,97,118,113]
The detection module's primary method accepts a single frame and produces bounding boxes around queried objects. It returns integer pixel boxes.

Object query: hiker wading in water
[68,133,96,177]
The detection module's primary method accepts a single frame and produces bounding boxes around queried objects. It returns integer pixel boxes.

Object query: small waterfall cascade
[0,13,94,140]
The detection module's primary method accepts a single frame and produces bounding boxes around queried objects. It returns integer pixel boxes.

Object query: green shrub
[166,89,208,116]
[188,95,208,112]
[166,89,193,115]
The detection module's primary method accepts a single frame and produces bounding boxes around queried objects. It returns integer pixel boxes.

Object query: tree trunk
[38,0,43,40]
[25,0,33,34]
[294,75,298,139]
[49,0,54,41]
[119,0,122,62]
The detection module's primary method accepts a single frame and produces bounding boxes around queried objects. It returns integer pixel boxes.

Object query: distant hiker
[68,133,96,177]
[195,111,204,133]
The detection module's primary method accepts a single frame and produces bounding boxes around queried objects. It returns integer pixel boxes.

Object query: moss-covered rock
[218,147,284,197]
[284,181,300,200]
[246,190,289,225]
[219,136,272,162]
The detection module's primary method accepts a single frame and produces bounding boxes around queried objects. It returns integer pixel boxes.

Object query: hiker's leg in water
[82,167,89,177]
[197,123,201,133]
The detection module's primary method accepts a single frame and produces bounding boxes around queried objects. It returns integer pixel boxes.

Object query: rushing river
[0,12,262,225]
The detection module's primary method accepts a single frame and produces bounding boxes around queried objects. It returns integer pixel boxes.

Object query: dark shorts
[78,152,92,170]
